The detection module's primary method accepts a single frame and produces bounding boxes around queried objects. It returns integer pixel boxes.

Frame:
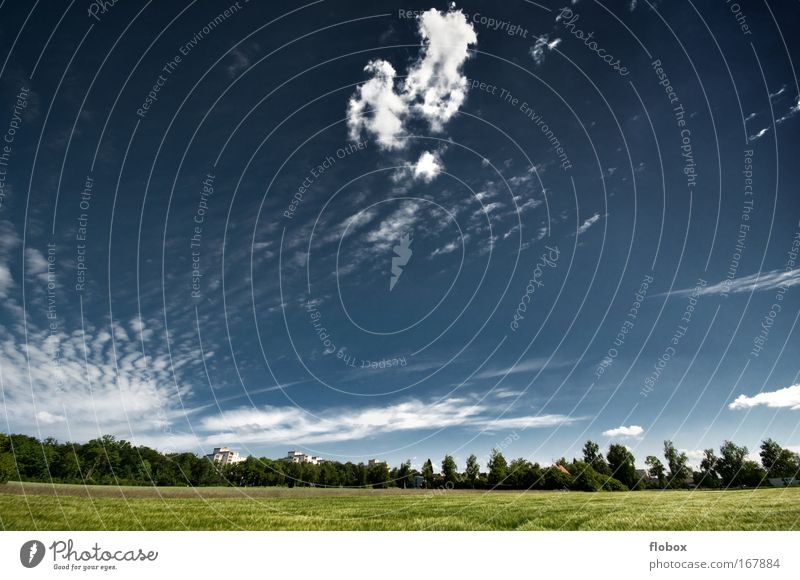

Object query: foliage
[441,454,458,484]
[645,455,666,488]
[487,449,508,486]
[607,444,638,489]
[464,454,480,488]
[663,440,690,487]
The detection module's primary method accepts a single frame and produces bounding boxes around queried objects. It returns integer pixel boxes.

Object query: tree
[663,440,690,487]
[396,460,412,488]
[487,449,508,486]
[422,459,434,488]
[464,454,479,488]
[645,455,666,488]
[760,439,800,479]
[367,462,390,488]
[717,440,748,487]
[606,444,637,489]
[698,448,720,488]
[583,440,610,474]
[441,454,458,485]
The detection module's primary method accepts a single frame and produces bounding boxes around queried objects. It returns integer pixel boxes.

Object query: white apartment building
[206,447,247,466]
[286,450,324,464]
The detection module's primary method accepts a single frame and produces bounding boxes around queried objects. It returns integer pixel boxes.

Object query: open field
[1,482,799,531]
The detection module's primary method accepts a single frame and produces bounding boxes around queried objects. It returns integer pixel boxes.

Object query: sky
[0,0,799,471]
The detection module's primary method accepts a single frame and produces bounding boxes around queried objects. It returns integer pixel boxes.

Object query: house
[412,475,426,488]
[367,459,388,469]
[285,450,324,464]
[205,447,246,466]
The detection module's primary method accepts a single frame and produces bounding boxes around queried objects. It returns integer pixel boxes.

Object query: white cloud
[776,95,800,125]
[669,268,800,298]
[347,8,476,149]
[413,150,442,182]
[729,384,800,411]
[404,9,477,130]
[347,60,407,150]
[530,35,561,66]
[749,127,770,142]
[475,357,574,380]
[198,397,580,444]
[576,212,601,235]
[602,425,644,438]
[0,263,12,298]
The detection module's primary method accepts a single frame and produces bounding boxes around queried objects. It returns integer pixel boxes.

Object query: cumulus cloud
[729,384,800,411]
[347,8,476,149]
[602,425,644,438]
[347,60,407,150]
[413,151,442,182]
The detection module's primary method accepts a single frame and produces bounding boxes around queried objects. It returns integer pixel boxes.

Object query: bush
[0,452,16,484]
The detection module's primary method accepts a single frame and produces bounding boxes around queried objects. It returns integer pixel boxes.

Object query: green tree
[396,460,412,488]
[760,439,800,479]
[441,454,458,485]
[606,444,637,489]
[663,440,690,487]
[582,440,610,474]
[487,449,508,486]
[464,454,479,488]
[422,459,434,488]
[367,462,390,488]
[645,455,666,488]
[717,440,748,487]
[698,448,720,488]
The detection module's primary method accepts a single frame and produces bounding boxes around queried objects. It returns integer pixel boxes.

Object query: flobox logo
[390,232,413,291]
[20,540,46,568]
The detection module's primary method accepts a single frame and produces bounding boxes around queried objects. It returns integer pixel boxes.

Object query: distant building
[206,447,246,466]
[285,450,324,464]
[768,477,800,487]
[367,459,388,469]
[412,475,425,488]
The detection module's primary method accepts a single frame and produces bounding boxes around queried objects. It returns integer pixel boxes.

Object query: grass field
[1,481,799,530]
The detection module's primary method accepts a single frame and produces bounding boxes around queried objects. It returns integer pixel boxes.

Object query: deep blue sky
[0,0,799,470]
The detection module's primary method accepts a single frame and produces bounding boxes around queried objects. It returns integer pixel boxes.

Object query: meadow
[1,482,799,531]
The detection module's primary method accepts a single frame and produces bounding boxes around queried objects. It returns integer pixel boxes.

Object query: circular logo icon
[19,540,46,568]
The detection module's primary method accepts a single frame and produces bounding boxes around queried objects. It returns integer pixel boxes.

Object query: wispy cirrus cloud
[198,397,581,445]
[729,383,800,411]
[668,268,800,297]
[475,357,575,380]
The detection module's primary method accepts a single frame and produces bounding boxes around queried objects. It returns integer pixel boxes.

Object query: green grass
[1,482,799,530]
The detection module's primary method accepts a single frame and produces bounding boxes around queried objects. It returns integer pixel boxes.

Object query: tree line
[1,432,797,490]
